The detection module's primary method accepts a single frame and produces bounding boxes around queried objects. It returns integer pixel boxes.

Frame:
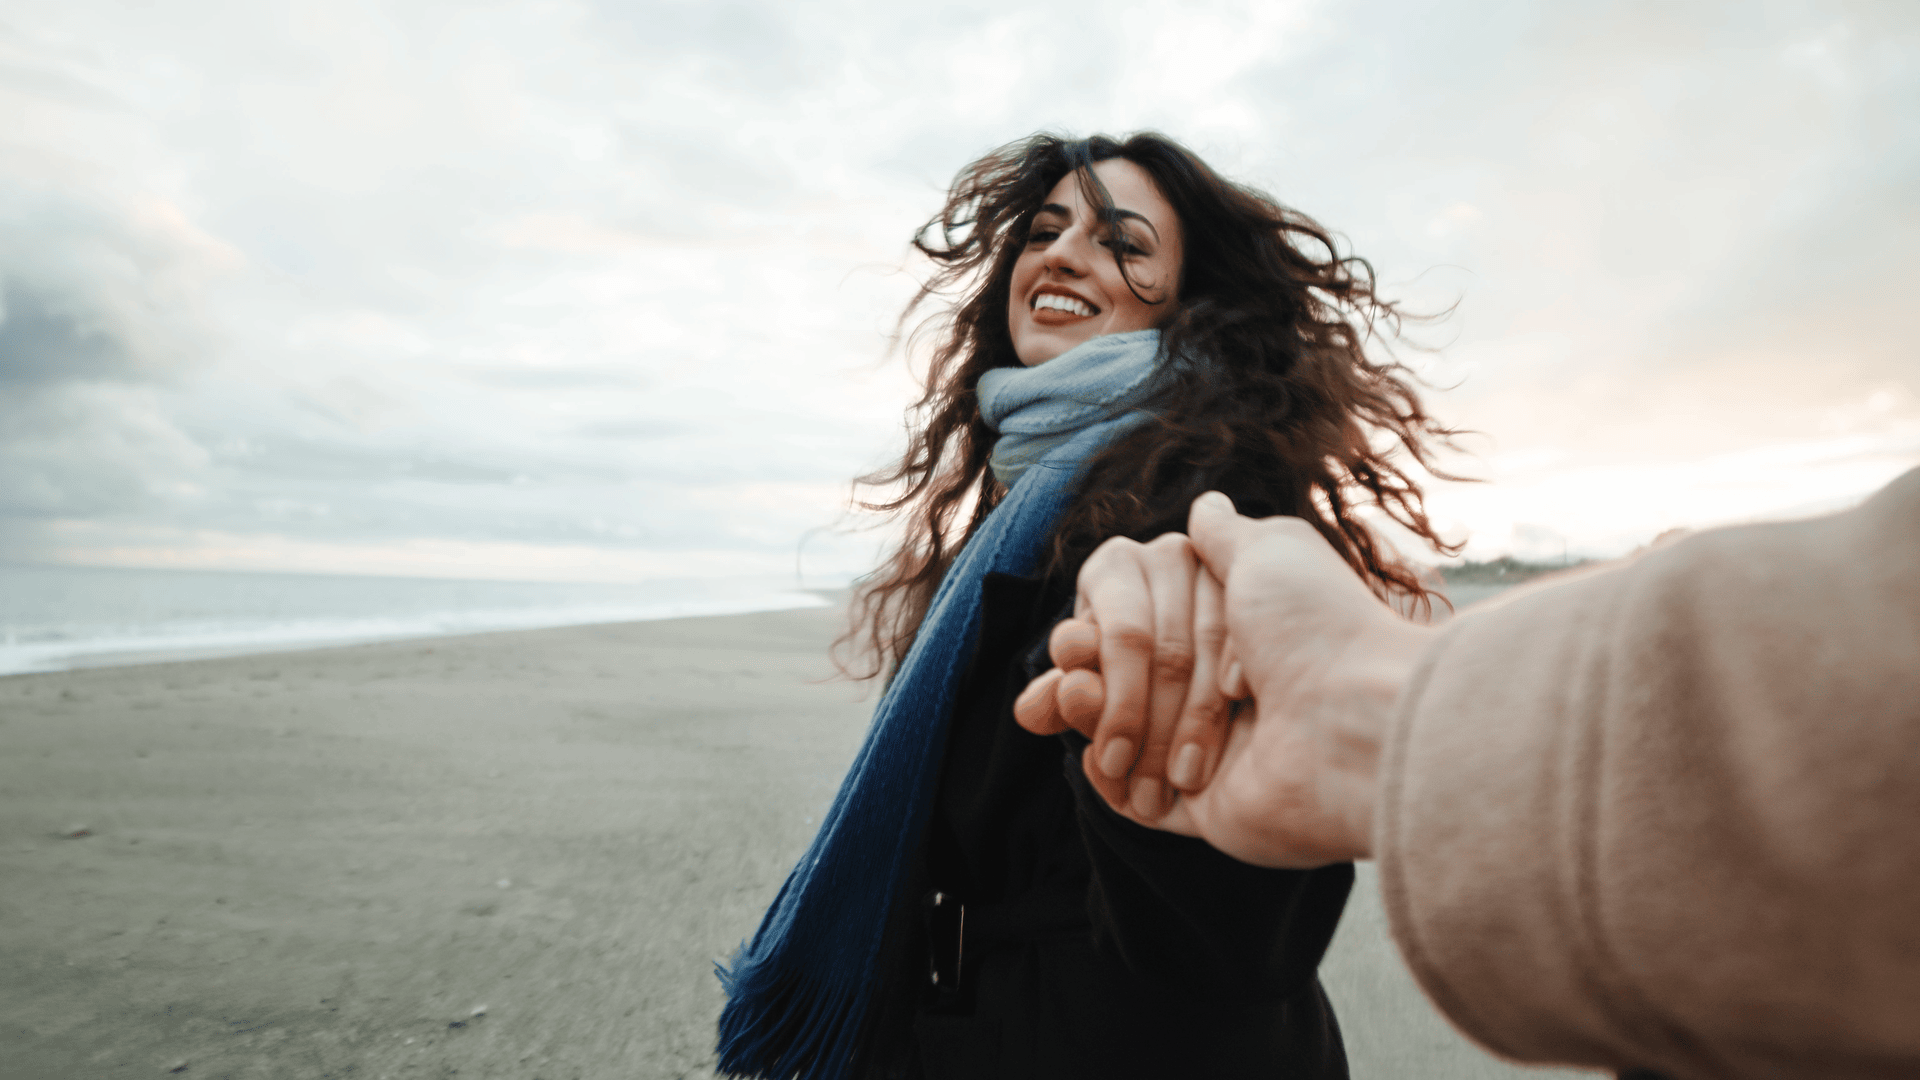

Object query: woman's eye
[1102,238,1147,256]
[1027,229,1059,244]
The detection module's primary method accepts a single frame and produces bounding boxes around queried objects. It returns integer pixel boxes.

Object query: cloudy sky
[2,0,1915,583]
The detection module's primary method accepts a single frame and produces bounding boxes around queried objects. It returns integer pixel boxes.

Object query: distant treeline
[1440,557,1595,585]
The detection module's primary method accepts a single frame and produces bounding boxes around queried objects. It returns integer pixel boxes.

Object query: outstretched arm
[1024,471,1920,1078]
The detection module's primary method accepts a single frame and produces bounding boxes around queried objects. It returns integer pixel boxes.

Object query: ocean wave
[0,565,837,676]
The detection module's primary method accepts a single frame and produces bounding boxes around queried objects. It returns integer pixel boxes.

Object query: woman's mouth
[1030,290,1099,324]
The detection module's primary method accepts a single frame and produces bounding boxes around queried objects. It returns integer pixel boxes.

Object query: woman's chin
[1014,326,1098,366]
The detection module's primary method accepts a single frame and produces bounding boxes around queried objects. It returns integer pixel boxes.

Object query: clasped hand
[1012,491,1437,868]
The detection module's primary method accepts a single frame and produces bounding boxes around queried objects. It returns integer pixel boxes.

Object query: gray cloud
[0,184,219,384]
[0,173,230,528]
[0,286,130,386]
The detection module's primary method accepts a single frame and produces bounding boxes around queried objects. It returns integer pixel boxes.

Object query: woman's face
[1006,158,1184,367]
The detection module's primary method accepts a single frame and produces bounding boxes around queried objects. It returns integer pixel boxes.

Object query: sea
[0,563,838,677]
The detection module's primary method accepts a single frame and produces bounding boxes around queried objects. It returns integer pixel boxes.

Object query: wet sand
[0,604,1594,1078]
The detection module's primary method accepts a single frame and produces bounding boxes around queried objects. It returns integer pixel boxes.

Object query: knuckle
[1088,535,1144,566]
[1107,623,1157,655]
[1143,538,1193,572]
[1150,644,1196,682]
[1143,532,1191,557]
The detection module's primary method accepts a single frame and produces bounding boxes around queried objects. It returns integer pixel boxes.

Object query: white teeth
[1032,292,1095,317]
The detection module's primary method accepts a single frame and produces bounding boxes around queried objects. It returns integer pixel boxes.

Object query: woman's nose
[1043,223,1096,277]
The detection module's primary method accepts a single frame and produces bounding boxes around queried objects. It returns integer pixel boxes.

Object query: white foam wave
[0,590,830,676]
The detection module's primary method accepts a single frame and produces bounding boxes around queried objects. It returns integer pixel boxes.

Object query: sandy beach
[0,603,1595,1079]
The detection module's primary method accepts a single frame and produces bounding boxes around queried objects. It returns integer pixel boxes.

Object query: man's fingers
[1076,540,1156,782]
[1127,775,1174,819]
[1079,742,1133,818]
[1136,793,1199,837]
[1167,568,1232,792]
[1187,490,1261,587]
[1074,743,1200,836]
[1129,534,1199,790]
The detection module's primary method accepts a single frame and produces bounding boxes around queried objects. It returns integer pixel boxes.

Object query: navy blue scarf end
[716,946,871,1080]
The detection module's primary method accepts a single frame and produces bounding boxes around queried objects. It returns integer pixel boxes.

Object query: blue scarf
[715,330,1165,1079]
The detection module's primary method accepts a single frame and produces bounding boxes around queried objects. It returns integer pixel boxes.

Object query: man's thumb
[1188,491,1249,581]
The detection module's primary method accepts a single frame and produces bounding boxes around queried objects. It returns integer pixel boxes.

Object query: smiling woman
[716,132,1462,1080]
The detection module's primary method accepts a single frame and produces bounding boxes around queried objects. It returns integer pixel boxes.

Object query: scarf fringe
[715,946,872,1080]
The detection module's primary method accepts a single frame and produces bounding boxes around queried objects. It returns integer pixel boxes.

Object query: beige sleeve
[1376,467,1920,1080]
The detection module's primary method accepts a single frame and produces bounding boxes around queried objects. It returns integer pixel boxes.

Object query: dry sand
[0,604,1595,1079]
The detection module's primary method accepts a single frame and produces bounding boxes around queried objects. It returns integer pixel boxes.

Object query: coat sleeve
[1375,467,1920,1079]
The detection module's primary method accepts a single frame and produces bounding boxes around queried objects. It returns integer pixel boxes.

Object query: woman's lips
[1030,305,1095,326]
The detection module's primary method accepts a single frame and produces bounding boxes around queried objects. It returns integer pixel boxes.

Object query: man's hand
[1014,491,1439,867]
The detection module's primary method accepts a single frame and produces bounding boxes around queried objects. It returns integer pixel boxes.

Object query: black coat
[854,487,1355,1080]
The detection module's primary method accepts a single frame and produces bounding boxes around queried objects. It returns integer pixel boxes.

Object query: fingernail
[1098,737,1134,779]
[1222,660,1246,699]
[1130,777,1167,817]
[1170,743,1202,789]
[1196,491,1233,512]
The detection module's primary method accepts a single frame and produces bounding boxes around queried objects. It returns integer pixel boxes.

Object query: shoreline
[4,577,1527,681]
[0,587,849,679]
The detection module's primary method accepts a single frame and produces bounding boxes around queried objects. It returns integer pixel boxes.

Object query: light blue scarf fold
[715,330,1164,1080]
[980,330,1168,488]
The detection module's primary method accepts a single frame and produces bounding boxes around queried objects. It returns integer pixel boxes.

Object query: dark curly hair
[838,131,1462,680]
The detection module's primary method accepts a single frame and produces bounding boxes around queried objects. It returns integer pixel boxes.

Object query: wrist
[1328,617,1436,860]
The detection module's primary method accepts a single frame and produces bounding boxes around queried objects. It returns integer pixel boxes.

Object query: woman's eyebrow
[1036,201,1159,244]
[1110,208,1160,243]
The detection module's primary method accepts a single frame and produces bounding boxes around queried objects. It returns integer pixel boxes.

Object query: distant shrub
[1440,557,1593,585]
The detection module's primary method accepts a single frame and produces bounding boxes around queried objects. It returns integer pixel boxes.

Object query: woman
[717,132,1457,1080]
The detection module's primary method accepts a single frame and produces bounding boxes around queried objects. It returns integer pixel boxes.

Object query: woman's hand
[1016,492,1439,867]
[1012,531,1239,820]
